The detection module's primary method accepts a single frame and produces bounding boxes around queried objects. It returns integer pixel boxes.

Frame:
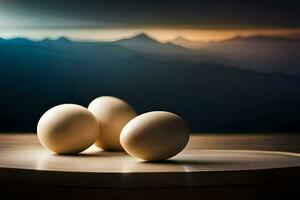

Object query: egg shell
[37,104,99,154]
[88,96,137,151]
[120,111,190,161]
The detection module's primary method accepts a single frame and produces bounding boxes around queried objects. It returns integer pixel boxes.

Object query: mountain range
[172,35,300,76]
[0,33,300,132]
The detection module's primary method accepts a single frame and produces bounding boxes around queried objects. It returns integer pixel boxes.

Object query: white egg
[37,104,99,154]
[120,111,190,161]
[88,96,137,151]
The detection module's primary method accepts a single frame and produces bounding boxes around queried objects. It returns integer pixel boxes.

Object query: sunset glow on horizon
[0,27,299,43]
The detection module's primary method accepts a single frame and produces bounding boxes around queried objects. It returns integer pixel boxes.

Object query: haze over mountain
[113,33,209,62]
[172,36,207,49]
[172,35,300,76]
[1,34,300,132]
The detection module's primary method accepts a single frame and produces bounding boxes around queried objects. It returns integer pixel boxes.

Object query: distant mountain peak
[40,37,71,43]
[132,33,155,41]
[173,36,192,42]
[40,38,54,42]
[56,36,71,42]
[115,33,160,45]
[170,36,205,49]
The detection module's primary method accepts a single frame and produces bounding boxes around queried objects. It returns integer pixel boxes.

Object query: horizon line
[1,32,300,44]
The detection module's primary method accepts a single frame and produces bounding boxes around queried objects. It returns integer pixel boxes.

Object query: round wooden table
[0,134,299,200]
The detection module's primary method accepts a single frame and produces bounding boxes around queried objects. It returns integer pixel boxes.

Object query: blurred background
[0,0,300,133]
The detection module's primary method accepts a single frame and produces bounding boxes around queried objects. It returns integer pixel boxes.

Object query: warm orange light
[146,28,300,42]
[0,28,299,42]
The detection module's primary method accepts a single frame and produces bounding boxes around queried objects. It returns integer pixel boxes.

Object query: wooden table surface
[0,133,300,199]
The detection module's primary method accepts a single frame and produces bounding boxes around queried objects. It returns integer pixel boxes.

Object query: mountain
[115,33,160,46]
[56,36,71,43]
[40,36,71,44]
[114,33,207,61]
[172,36,205,49]
[0,37,33,44]
[1,36,300,132]
[171,36,300,76]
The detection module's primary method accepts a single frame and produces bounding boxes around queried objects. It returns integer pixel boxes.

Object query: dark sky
[1,0,300,29]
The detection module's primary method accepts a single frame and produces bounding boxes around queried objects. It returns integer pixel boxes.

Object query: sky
[0,0,299,42]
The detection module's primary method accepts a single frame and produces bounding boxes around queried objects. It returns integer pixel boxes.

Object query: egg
[120,111,190,161]
[37,104,99,154]
[88,96,137,151]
